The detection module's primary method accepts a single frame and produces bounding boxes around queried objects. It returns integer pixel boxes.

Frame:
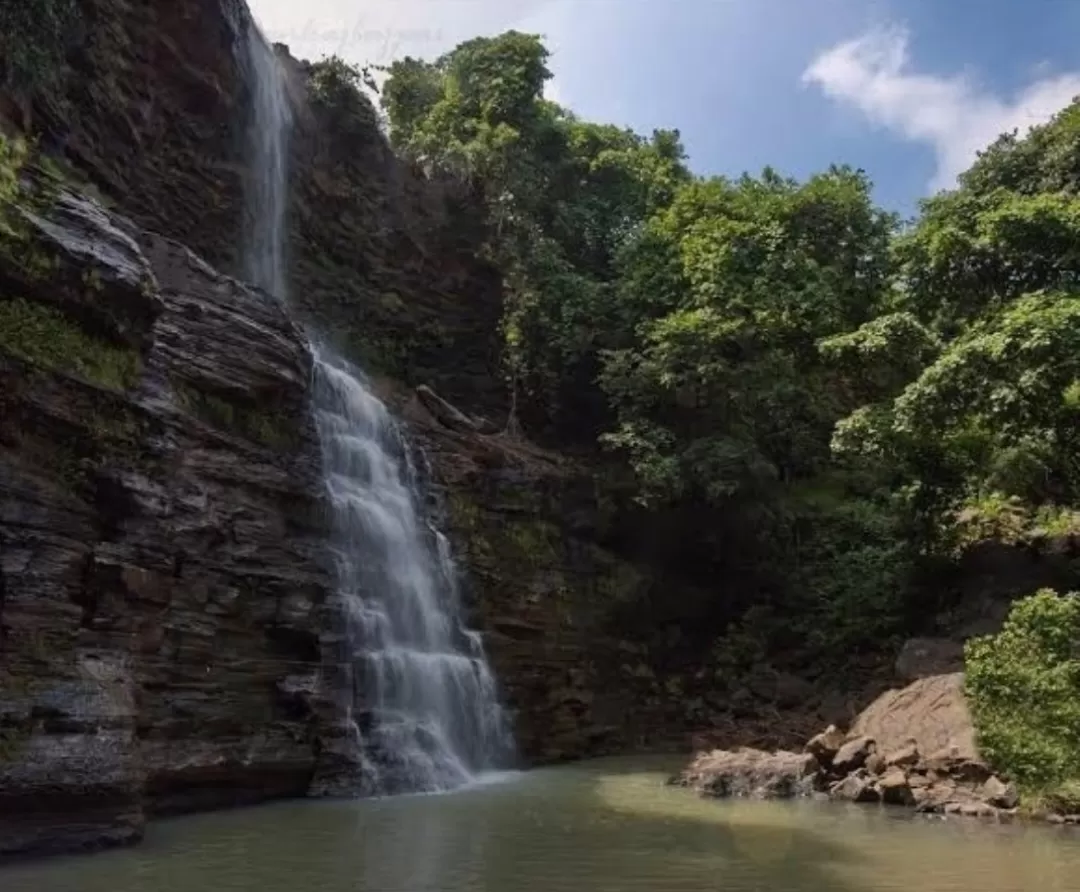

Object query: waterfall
[313,351,513,792]
[239,16,513,794]
[242,21,291,298]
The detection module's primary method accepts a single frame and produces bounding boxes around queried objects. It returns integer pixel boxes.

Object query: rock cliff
[0,177,333,856]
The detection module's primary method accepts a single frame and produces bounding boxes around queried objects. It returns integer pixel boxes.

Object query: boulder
[848,673,979,763]
[865,753,887,776]
[832,736,876,774]
[982,776,1020,810]
[678,748,820,799]
[805,724,846,764]
[878,767,915,806]
[830,770,880,803]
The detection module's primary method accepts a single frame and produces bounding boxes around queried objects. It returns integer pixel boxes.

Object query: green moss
[504,519,561,566]
[174,383,300,451]
[0,297,140,389]
[447,491,482,529]
[0,726,29,764]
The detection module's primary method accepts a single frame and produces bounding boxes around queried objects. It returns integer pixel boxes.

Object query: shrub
[965,589,1080,794]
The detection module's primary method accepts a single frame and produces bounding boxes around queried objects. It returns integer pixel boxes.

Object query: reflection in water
[5,757,1080,892]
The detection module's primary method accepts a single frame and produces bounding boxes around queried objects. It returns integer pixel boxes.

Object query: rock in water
[677,748,820,799]
[829,770,880,803]
[982,776,1020,810]
[878,767,915,806]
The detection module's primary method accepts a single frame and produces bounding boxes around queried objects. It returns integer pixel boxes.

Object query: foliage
[599,167,896,506]
[380,37,1080,677]
[173,383,298,451]
[965,590,1080,794]
[307,56,380,135]
[834,290,1080,540]
[381,33,690,428]
[0,297,139,390]
[785,481,913,656]
[0,135,30,237]
[0,0,79,91]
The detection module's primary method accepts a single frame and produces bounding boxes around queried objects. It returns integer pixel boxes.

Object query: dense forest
[310,32,1080,804]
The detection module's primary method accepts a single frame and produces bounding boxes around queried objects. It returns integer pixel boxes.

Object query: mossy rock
[0,297,140,390]
[173,382,301,452]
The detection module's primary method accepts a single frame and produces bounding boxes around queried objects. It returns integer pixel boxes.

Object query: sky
[248,0,1080,218]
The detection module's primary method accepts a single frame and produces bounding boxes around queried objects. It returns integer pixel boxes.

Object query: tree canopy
[377,32,1080,663]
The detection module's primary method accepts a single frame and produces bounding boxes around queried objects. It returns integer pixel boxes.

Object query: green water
[5,756,1080,892]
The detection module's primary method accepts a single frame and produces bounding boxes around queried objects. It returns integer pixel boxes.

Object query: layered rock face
[0,183,332,856]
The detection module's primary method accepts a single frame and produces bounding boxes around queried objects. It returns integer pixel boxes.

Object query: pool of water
[5,756,1080,892]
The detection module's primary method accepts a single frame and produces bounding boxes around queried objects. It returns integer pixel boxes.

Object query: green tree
[600,166,896,506]
[380,32,690,433]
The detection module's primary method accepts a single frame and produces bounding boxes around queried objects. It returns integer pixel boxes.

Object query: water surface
[6,756,1080,892]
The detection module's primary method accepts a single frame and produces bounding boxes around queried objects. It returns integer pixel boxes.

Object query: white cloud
[802,26,1080,191]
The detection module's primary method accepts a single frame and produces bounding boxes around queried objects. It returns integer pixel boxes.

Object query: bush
[965,589,1080,795]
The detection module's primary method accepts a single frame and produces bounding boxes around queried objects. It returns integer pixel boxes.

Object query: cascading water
[239,15,513,794]
[313,352,513,792]
[242,19,291,299]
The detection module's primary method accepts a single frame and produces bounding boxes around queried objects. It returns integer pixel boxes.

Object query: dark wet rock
[878,767,915,806]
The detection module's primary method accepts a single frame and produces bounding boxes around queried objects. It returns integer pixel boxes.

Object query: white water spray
[239,14,513,793]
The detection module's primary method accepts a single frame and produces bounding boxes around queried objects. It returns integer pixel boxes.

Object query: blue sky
[250,0,1080,218]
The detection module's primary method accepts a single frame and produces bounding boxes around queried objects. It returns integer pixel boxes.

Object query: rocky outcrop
[676,748,819,799]
[0,183,333,856]
[675,673,1025,822]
